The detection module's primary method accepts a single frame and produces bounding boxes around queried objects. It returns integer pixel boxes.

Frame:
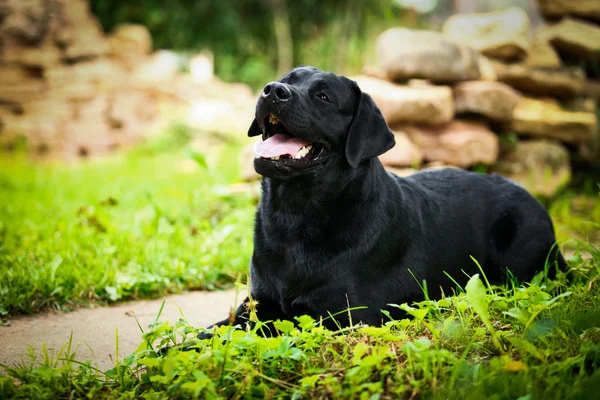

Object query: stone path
[0,289,240,372]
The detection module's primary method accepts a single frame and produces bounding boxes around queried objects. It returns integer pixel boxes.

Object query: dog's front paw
[158,343,189,356]
[197,331,214,340]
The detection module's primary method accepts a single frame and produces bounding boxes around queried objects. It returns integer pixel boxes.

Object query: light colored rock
[132,50,181,84]
[0,66,32,84]
[492,140,571,197]
[385,167,418,178]
[511,97,597,143]
[526,26,562,69]
[62,96,116,158]
[54,0,110,61]
[443,7,531,61]
[585,80,600,101]
[493,61,584,98]
[45,60,128,100]
[547,18,600,73]
[0,40,62,67]
[478,55,498,81]
[0,74,46,104]
[6,97,73,153]
[190,52,214,84]
[376,28,480,83]
[361,65,388,80]
[538,0,600,21]
[0,0,49,45]
[108,23,153,69]
[403,121,499,168]
[186,98,253,137]
[108,90,159,147]
[378,131,423,168]
[453,81,521,121]
[422,161,460,171]
[353,75,454,125]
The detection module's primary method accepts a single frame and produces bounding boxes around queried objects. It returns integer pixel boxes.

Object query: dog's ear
[248,118,262,137]
[345,81,395,168]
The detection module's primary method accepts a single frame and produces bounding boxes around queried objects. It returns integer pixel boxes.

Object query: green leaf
[299,375,320,388]
[295,315,316,331]
[509,337,545,361]
[465,274,504,354]
[274,319,295,334]
[187,150,208,170]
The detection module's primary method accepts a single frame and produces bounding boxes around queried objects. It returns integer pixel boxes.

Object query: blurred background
[0,0,599,312]
[0,0,598,188]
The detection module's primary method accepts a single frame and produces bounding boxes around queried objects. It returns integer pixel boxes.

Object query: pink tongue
[253,133,310,158]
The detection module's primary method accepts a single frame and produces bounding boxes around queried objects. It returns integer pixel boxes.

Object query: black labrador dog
[207,66,565,333]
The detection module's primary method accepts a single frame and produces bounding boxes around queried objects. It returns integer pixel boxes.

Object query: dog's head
[248,66,395,179]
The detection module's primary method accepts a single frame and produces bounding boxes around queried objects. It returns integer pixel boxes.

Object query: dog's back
[398,168,564,285]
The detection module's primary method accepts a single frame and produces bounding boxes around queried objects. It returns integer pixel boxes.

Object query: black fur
[204,66,565,334]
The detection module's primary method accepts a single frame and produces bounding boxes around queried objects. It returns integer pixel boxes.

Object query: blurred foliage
[91,0,403,89]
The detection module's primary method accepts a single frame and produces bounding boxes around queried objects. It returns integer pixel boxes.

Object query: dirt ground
[0,289,240,372]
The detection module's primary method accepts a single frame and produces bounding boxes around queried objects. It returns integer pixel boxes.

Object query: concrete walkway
[0,289,241,372]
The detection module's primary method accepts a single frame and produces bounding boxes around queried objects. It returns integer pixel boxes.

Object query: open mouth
[253,114,326,166]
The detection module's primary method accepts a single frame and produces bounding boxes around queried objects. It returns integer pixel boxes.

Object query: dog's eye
[317,93,331,102]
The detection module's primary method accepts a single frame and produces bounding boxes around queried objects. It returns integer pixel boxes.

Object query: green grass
[0,130,257,316]
[1,247,599,399]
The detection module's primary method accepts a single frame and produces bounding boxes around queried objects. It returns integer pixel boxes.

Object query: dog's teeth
[272,156,280,160]
[294,146,309,159]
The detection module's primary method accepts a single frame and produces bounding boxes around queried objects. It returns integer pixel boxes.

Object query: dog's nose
[262,82,292,101]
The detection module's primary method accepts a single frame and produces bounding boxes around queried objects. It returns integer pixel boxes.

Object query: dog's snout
[262,82,292,102]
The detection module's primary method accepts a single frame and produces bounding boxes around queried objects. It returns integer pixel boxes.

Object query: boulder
[2,96,73,153]
[108,90,159,147]
[547,18,600,78]
[45,60,128,101]
[492,140,571,197]
[525,26,562,69]
[585,79,600,101]
[493,61,584,98]
[0,0,50,46]
[443,7,531,61]
[538,0,600,22]
[385,167,418,178]
[403,121,499,168]
[511,97,597,143]
[186,98,252,137]
[132,50,181,84]
[0,69,46,104]
[378,131,423,168]
[361,65,388,80]
[477,55,498,81]
[376,28,480,83]
[0,40,61,67]
[108,23,153,69]
[62,96,116,158]
[190,52,214,84]
[453,81,521,121]
[54,0,110,61]
[353,76,454,125]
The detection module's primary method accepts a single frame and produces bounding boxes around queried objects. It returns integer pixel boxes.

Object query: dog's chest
[253,241,327,305]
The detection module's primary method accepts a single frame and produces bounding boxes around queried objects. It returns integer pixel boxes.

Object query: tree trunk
[271,0,293,76]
